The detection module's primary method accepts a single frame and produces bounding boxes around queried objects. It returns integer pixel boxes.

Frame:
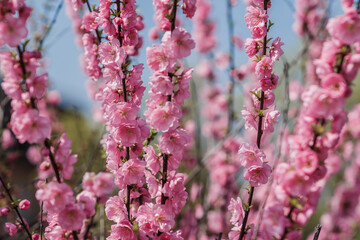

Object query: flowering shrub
[0,0,360,239]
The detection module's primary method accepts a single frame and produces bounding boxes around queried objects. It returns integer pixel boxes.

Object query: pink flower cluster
[239,143,271,187]
[0,1,31,47]
[318,116,360,239]
[38,134,78,180]
[150,0,197,37]
[201,86,228,139]
[228,0,283,238]
[35,171,114,238]
[259,2,360,239]
[0,2,105,238]
[193,0,216,53]
[240,0,282,186]
[3,199,31,237]
[0,51,51,144]
[293,0,324,37]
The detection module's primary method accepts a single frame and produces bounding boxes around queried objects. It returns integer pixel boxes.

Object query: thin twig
[44,138,62,183]
[226,0,235,132]
[83,214,95,240]
[40,201,44,240]
[0,174,33,239]
[72,231,79,240]
[38,0,64,51]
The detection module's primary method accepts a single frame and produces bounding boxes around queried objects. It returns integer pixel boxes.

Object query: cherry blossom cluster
[318,104,360,239]
[67,0,153,238]
[228,0,284,238]
[241,0,282,191]
[0,50,51,145]
[2,198,31,237]
[193,0,216,53]
[150,0,196,37]
[0,1,109,238]
[136,0,196,238]
[4,0,360,239]
[36,171,114,238]
[0,0,31,47]
[260,2,360,239]
[293,0,325,38]
[193,0,228,139]
[293,0,328,86]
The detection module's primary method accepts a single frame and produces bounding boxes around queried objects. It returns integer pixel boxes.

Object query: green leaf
[22,39,30,50]
[254,108,266,117]
[242,202,252,211]
[267,20,275,31]
[250,89,261,99]
[143,129,158,146]
[288,198,302,210]
[312,122,324,135]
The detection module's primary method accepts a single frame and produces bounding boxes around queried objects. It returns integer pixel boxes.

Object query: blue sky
[31,0,343,114]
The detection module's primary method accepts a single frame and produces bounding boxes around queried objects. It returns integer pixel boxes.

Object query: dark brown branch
[161,154,169,204]
[313,224,322,240]
[170,0,178,32]
[44,138,62,183]
[280,206,295,240]
[83,214,95,240]
[160,0,178,206]
[239,1,268,239]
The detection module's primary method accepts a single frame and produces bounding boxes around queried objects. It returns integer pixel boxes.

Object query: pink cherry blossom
[4,222,17,237]
[182,0,197,18]
[244,6,268,28]
[11,109,51,144]
[321,73,347,98]
[295,150,319,175]
[108,220,136,240]
[250,24,267,40]
[245,38,260,57]
[243,163,272,187]
[146,45,176,72]
[238,143,265,168]
[98,39,127,67]
[76,191,96,218]
[164,27,195,58]
[228,197,244,226]
[159,128,190,155]
[137,203,175,236]
[58,203,85,231]
[19,199,31,210]
[269,37,284,62]
[0,13,29,47]
[327,10,360,45]
[35,182,74,213]
[105,195,128,223]
[241,106,258,130]
[146,102,182,132]
[118,158,145,185]
[263,109,280,132]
